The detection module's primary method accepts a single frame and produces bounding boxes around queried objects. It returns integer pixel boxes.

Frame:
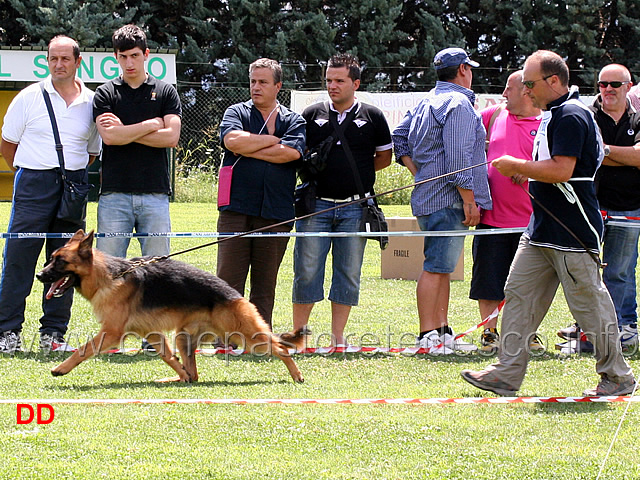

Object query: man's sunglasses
[597,81,630,89]
[522,73,558,89]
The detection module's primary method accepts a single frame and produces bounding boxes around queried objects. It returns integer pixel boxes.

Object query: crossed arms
[96,113,181,148]
[223,131,301,163]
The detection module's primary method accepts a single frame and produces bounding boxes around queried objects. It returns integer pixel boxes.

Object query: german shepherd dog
[36,230,305,383]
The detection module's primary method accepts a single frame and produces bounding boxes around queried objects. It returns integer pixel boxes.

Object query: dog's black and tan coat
[36,230,305,383]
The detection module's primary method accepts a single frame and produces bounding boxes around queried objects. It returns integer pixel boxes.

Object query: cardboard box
[381,217,464,281]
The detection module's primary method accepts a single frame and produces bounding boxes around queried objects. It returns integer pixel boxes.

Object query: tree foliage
[2,0,640,92]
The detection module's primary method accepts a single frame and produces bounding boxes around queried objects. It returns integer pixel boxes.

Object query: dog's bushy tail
[276,325,311,351]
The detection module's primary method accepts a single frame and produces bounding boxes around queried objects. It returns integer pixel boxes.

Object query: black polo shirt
[303,101,392,199]
[591,96,640,211]
[93,75,182,194]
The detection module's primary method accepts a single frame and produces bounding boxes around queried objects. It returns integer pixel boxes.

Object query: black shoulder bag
[295,103,338,217]
[329,109,389,250]
[41,83,92,225]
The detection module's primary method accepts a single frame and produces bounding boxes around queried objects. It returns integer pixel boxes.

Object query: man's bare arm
[248,143,301,163]
[602,144,640,167]
[135,114,182,148]
[0,139,18,171]
[398,155,418,176]
[374,149,392,171]
[96,112,164,146]
[223,131,281,156]
[492,154,576,183]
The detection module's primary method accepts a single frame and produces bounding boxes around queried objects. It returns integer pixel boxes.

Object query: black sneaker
[141,339,156,352]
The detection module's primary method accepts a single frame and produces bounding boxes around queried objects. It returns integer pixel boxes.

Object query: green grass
[0,202,638,479]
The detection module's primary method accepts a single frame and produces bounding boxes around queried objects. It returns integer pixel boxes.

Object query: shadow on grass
[532,402,614,414]
[14,348,607,365]
[45,378,289,392]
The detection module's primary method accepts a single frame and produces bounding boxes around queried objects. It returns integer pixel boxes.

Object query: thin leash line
[595,380,638,480]
[518,184,604,268]
[115,161,491,277]
[165,160,492,258]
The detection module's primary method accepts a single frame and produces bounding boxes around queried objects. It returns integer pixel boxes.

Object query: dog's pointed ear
[71,229,85,242]
[78,230,94,259]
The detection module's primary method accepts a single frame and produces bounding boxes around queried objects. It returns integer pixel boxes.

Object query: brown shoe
[460,369,518,396]
[583,374,637,396]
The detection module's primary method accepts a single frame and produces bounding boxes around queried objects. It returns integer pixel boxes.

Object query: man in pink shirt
[470,71,543,353]
[628,84,640,111]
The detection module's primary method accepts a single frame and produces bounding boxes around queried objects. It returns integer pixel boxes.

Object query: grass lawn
[0,202,637,479]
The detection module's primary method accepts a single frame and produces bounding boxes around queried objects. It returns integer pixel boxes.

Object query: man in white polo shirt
[0,35,101,354]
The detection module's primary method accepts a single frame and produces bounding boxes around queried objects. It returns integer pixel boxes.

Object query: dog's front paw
[51,366,67,377]
[154,375,193,383]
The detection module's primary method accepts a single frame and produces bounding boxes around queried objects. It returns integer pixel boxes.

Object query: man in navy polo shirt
[462,50,635,397]
[218,58,305,328]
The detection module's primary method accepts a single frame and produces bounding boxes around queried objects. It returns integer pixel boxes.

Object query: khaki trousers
[484,236,633,390]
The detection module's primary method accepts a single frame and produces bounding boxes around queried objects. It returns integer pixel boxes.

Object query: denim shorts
[417,204,467,274]
[292,199,367,306]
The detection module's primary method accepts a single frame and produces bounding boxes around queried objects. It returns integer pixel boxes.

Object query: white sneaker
[442,332,478,353]
[620,324,638,347]
[416,331,454,355]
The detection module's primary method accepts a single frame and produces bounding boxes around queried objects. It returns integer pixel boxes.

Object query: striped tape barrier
[106,302,505,356]
[0,228,526,239]
[1,396,638,405]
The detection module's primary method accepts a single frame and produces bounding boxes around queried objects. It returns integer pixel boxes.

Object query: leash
[114,161,491,278]
[518,184,604,268]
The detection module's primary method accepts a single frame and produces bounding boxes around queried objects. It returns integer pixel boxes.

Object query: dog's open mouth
[46,275,74,299]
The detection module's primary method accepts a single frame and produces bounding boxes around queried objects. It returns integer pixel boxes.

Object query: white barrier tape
[0,396,638,405]
[105,304,504,357]
[453,300,504,341]
[0,228,526,239]
[606,221,640,228]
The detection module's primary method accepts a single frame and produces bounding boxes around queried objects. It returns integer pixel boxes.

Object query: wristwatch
[604,145,611,157]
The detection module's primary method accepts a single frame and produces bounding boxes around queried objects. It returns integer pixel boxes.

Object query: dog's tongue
[46,276,68,300]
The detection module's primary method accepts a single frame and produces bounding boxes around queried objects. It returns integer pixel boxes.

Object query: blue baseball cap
[433,48,480,70]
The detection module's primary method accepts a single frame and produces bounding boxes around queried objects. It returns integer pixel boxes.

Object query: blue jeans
[96,192,171,257]
[602,209,640,327]
[417,204,467,274]
[293,199,367,306]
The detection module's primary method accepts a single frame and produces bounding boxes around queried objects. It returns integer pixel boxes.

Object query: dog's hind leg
[173,331,198,382]
[146,332,193,383]
[246,333,304,384]
[51,329,121,376]
[270,342,304,384]
[228,299,305,384]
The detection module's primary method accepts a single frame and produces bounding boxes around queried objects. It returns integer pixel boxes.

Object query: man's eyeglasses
[522,73,559,89]
[597,81,630,89]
